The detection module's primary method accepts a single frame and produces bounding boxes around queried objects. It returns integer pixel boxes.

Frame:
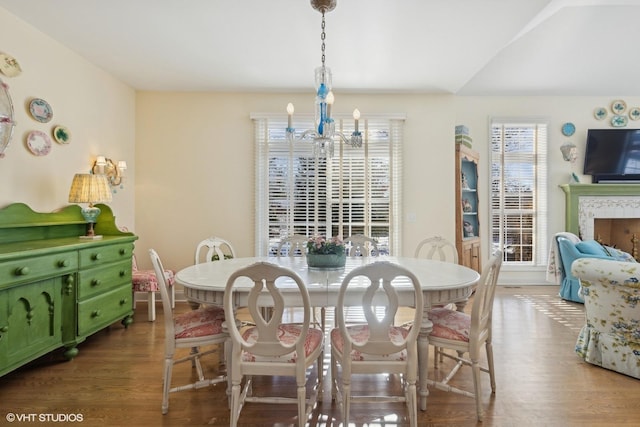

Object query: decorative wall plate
[0,53,21,77]
[629,107,640,121]
[594,107,607,120]
[26,130,52,156]
[561,122,575,136]
[611,100,626,114]
[611,115,628,127]
[53,125,71,144]
[29,98,53,123]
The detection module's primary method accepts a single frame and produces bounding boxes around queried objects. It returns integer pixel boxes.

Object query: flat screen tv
[583,129,640,183]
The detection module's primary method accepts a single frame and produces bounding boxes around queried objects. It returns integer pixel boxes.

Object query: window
[253,114,404,257]
[490,119,548,265]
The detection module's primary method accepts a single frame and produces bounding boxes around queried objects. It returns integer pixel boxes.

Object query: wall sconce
[92,155,127,190]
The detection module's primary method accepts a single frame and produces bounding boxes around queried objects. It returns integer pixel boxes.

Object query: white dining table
[175,255,480,411]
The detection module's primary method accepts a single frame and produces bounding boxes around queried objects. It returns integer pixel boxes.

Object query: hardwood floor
[2,285,639,426]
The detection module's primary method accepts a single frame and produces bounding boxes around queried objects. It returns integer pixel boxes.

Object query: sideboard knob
[15,266,29,276]
[58,259,70,267]
[91,253,102,261]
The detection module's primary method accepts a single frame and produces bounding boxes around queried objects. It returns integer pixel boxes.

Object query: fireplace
[561,184,640,258]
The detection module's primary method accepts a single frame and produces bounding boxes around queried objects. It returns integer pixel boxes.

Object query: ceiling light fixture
[286,0,362,158]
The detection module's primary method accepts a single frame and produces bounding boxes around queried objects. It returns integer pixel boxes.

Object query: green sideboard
[0,203,138,377]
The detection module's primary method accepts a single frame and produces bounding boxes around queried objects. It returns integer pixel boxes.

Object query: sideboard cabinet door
[0,278,62,375]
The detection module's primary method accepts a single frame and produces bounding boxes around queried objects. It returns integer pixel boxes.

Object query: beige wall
[135,92,457,271]
[0,9,135,227]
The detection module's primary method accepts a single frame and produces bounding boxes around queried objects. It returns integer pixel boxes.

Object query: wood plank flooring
[1,285,639,426]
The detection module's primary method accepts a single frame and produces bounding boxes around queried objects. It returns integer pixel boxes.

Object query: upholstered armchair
[571,258,640,379]
[551,233,635,303]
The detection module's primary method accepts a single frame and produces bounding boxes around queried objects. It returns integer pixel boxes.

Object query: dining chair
[425,250,503,421]
[276,234,308,257]
[330,261,423,427]
[276,234,325,329]
[344,234,379,256]
[194,236,236,264]
[223,261,324,427]
[414,235,459,263]
[149,249,228,415]
[131,253,175,321]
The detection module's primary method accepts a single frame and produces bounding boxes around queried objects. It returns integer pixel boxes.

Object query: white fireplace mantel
[560,183,640,238]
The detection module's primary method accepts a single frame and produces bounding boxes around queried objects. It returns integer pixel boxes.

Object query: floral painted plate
[29,98,53,123]
[629,107,640,121]
[593,107,607,120]
[611,115,628,128]
[26,130,52,156]
[611,100,626,115]
[53,125,71,144]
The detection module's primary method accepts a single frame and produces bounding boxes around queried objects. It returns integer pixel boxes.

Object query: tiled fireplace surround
[578,196,640,240]
[561,184,640,251]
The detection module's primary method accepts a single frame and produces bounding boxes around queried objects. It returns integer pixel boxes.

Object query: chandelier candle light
[286,0,362,158]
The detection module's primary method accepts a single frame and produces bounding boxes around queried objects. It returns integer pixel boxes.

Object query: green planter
[306,253,346,269]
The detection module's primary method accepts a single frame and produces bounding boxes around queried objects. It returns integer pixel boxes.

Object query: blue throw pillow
[575,240,609,256]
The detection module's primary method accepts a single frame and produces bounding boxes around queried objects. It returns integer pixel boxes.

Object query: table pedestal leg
[418,313,433,411]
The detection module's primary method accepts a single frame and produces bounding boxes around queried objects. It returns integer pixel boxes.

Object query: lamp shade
[68,173,113,204]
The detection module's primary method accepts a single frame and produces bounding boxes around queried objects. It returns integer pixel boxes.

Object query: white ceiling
[2,0,640,95]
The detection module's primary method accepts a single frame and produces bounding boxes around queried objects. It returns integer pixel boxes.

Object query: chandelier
[286,0,362,158]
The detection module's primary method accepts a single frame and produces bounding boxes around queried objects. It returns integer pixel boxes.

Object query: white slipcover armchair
[571,258,640,379]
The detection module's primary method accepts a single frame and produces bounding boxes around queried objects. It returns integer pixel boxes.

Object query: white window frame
[252,113,404,257]
[490,117,548,266]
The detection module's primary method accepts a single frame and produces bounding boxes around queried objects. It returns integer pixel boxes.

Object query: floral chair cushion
[330,324,410,361]
[174,305,226,339]
[572,257,640,379]
[132,268,175,292]
[240,324,324,363]
[428,307,471,342]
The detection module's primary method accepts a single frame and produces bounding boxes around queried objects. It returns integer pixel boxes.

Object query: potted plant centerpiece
[306,235,347,269]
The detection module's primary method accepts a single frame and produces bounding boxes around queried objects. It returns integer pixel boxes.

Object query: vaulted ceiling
[2,0,640,95]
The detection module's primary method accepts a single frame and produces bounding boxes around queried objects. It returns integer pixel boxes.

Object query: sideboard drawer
[77,260,132,299]
[78,243,133,269]
[0,252,77,288]
[77,284,132,336]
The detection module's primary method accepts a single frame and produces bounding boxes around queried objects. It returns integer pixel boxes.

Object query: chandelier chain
[321,11,326,67]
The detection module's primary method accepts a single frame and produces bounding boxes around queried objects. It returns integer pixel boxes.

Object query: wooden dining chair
[414,235,459,263]
[344,234,379,256]
[131,253,175,321]
[223,261,324,427]
[149,249,228,415]
[194,236,236,264]
[276,234,308,257]
[425,250,503,421]
[330,261,423,427]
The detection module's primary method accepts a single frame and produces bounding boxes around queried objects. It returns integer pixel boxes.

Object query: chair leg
[162,357,173,414]
[297,384,306,427]
[471,357,483,421]
[170,285,175,309]
[229,383,241,427]
[147,292,156,322]
[486,341,496,392]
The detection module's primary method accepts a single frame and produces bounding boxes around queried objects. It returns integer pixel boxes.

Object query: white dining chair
[149,249,228,415]
[194,236,236,264]
[414,235,459,263]
[344,234,379,257]
[425,250,503,421]
[330,261,423,427]
[276,234,308,257]
[223,261,324,427]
